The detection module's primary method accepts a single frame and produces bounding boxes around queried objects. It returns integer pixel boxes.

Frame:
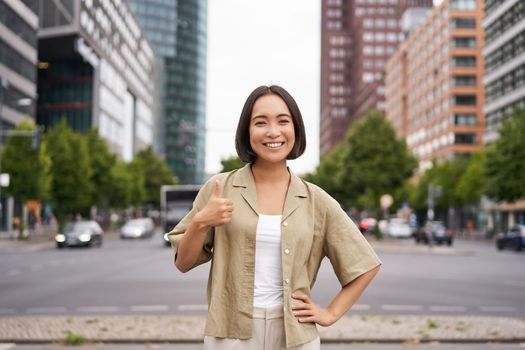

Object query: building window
[454,133,476,144]
[454,95,476,105]
[451,18,476,28]
[452,56,476,67]
[452,37,476,48]
[454,114,477,125]
[452,75,476,86]
[485,1,525,45]
[451,0,476,11]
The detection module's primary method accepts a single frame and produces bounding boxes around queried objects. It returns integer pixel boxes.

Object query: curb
[1,315,524,344]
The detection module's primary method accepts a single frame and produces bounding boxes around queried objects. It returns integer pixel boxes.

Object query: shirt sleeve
[166,178,217,270]
[323,195,382,287]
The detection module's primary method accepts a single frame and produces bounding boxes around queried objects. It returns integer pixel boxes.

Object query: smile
[264,142,284,148]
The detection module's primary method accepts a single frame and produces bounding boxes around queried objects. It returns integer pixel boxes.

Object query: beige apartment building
[385,0,485,172]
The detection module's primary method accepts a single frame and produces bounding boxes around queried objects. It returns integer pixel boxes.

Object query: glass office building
[129,0,207,184]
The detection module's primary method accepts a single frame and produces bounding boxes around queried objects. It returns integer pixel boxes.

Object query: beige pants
[203,306,320,350]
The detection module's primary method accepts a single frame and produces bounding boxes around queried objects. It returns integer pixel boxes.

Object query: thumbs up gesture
[195,180,234,228]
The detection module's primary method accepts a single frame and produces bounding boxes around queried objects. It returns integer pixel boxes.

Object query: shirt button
[283,222,288,227]
[284,249,290,254]
[285,278,290,284]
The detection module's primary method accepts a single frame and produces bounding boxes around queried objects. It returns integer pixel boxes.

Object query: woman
[167,85,381,349]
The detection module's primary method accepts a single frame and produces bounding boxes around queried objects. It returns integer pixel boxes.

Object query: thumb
[212,180,221,198]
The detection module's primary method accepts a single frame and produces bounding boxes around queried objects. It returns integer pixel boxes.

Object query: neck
[251,160,289,183]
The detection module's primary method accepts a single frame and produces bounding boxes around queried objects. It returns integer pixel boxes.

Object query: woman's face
[249,94,295,164]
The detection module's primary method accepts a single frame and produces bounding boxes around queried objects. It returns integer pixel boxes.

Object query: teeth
[265,142,283,148]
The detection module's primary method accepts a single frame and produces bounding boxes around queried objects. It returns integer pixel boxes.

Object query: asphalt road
[0,232,524,318]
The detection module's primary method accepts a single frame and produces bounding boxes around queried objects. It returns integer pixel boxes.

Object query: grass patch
[427,320,439,329]
[63,330,87,345]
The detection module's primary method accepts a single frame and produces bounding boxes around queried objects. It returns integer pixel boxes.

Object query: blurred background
[0,0,524,346]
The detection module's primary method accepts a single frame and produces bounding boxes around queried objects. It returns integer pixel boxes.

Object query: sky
[206,0,442,176]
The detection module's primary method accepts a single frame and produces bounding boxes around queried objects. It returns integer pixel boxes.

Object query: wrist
[192,212,210,231]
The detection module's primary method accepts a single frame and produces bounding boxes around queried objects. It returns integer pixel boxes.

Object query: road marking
[178,304,208,311]
[77,306,120,313]
[6,269,20,276]
[351,304,371,311]
[0,344,16,350]
[382,305,423,311]
[480,306,516,312]
[429,306,467,312]
[131,305,169,312]
[27,307,67,314]
[0,309,15,315]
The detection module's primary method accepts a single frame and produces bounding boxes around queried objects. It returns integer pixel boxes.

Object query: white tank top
[253,214,284,308]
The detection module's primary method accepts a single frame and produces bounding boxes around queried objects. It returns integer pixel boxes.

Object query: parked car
[496,224,525,252]
[386,218,413,238]
[55,221,103,248]
[359,217,377,233]
[414,220,453,246]
[120,218,155,239]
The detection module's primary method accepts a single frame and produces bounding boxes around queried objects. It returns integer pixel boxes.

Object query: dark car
[414,220,453,246]
[120,218,155,239]
[496,224,525,252]
[55,221,103,248]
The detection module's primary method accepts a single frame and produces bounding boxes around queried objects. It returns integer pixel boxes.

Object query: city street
[0,232,524,318]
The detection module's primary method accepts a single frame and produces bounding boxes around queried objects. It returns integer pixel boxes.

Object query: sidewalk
[0,314,524,343]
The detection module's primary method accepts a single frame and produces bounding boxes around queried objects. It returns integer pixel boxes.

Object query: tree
[126,160,146,206]
[456,151,486,205]
[485,108,525,202]
[108,161,133,209]
[85,129,116,208]
[132,146,176,207]
[304,144,346,204]
[1,119,52,202]
[339,110,417,209]
[46,120,93,221]
[220,156,245,172]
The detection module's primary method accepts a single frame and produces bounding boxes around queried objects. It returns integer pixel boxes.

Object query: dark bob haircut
[235,85,306,163]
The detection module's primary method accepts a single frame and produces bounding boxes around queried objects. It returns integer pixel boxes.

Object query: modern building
[36,0,156,161]
[0,0,39,232]
[129,0,207,184]
[320,0,433,155]
[483,0,525,143]
[0,0,39,130]
[385,0,485,171]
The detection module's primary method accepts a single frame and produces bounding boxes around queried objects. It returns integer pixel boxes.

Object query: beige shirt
[167,164,382,348]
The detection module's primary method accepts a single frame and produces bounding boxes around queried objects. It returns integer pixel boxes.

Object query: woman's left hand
[291,293,337,327]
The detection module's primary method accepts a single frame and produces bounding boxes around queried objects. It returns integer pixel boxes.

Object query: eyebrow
[252,113,291,120]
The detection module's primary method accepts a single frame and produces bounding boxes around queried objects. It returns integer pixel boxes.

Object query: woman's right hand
[194,180,234,228]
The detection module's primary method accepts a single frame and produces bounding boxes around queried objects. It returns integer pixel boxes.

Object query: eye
[254,121,266,126]
[279,119,290,125]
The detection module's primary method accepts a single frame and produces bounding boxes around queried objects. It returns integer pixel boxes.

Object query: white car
[386,218,413,238]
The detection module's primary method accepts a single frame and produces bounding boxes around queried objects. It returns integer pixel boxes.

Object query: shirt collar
[232,163,308,219]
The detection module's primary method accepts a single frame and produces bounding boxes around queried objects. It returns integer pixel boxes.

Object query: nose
[266,121,281,138]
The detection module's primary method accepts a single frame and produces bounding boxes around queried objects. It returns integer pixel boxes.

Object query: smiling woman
[167,85,381,349]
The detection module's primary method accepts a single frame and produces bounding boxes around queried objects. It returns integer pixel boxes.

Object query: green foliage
[126,160,146,206]
[108,161,133,209]
[304,144,346,204]
[410,158,468,209]
[46,120,93,218]
[131,146,176,207]
[456,151,486,205]
[220,156,245,172]
[1,119,52,202]
[485,108,525,202]
[339,110,417,209]
[63,330,87,345]
[85,129,116,207]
